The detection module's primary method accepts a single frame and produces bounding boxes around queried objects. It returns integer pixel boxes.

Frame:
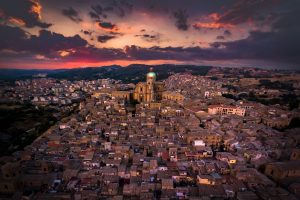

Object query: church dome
[147,72,156,78]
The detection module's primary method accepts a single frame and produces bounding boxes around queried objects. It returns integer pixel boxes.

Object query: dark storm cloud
[124,45,221,61]
[110,0,133,17]
[89,0,132,20]
[1,0,300,67]
[89,5,109,20]
[211,29,300,65]
[98,21,117,30]
[0,25,28,50]
[0,24,87,56]
[97,35,116,43]
[173,9,189,31]
[62,7,82,23]
[217,0,278,25]
[91,5,104,16]
[125,13,300,66]
[0,0,51,28]
[89,11,100,19]
[213,0,300,65]
[0,24,127,62]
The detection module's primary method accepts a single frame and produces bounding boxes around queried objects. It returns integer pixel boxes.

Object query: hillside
[48,64,212,83]
[0,65,212,83]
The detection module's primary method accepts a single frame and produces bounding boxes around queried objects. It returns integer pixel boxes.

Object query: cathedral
[133,69,165,103]
[112,69,183,104]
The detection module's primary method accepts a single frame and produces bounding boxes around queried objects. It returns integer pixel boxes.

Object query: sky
[0,0,299,69]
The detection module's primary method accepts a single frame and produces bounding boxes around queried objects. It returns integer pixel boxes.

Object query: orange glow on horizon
[0,59,185,69]
[193,22,233,29]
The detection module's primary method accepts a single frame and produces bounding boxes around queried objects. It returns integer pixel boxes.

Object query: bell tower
[146,67,156,85]
[146,67,156,102]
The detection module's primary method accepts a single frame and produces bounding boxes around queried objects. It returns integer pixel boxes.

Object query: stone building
[133,70,165,103]
[162,91,184,102]
[111,69,165,103]
[264,161,300,182]
[112,91,131,102]
[208,105,246,116]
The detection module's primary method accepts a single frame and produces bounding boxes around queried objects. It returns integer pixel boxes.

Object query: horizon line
[0,64,295,71]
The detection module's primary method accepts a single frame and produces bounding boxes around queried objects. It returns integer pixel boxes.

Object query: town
[0,67,299,200]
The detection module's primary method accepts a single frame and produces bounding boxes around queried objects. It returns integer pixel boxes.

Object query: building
[262,116,291,129]
[162,91,184,102]
[133,69,165,103]
[208,105,246,116]
[111,69,168,103]
[264,161,300,182]
[112,91,131,101]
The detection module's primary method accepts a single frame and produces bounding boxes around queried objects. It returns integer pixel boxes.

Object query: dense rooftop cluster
[0,69,300,199]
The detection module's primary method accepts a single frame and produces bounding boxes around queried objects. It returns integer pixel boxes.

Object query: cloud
[216,0,278,25]
[89,1,132,20]
[91,5,103,16]
[193,22,233,30]
[67,46,126,62]
[97,35,116,43]
[1,0,300,69]
[98,21,117,30]
[81,30,93,36]
[2,22,299,67]
[0,24,87,57]
[0,25,28,51]
[135,33,160,42]
[124,45,215,61]
[224,30,232,36]
[216,30,232,40]
[0,0,51,28]
[173,9,189,31]
[62,7,82,23]
[124,21,300,67]
[89,11,100,19]
[211,30,300,65]
[216,35,225,40]
[110,0,133,17]
[0,24,127,62]
[89,5,107,20]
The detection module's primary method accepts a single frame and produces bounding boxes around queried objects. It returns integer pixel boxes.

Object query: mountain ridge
[0,64,212,83]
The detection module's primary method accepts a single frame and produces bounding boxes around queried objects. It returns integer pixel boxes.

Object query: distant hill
[0,69,62,81]
[48,64,212,83]
[0,64,212,83]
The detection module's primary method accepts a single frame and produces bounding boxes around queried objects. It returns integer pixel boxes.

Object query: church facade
[133,71,165,103]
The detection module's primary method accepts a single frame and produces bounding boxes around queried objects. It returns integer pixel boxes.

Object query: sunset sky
[0,0,299,69]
